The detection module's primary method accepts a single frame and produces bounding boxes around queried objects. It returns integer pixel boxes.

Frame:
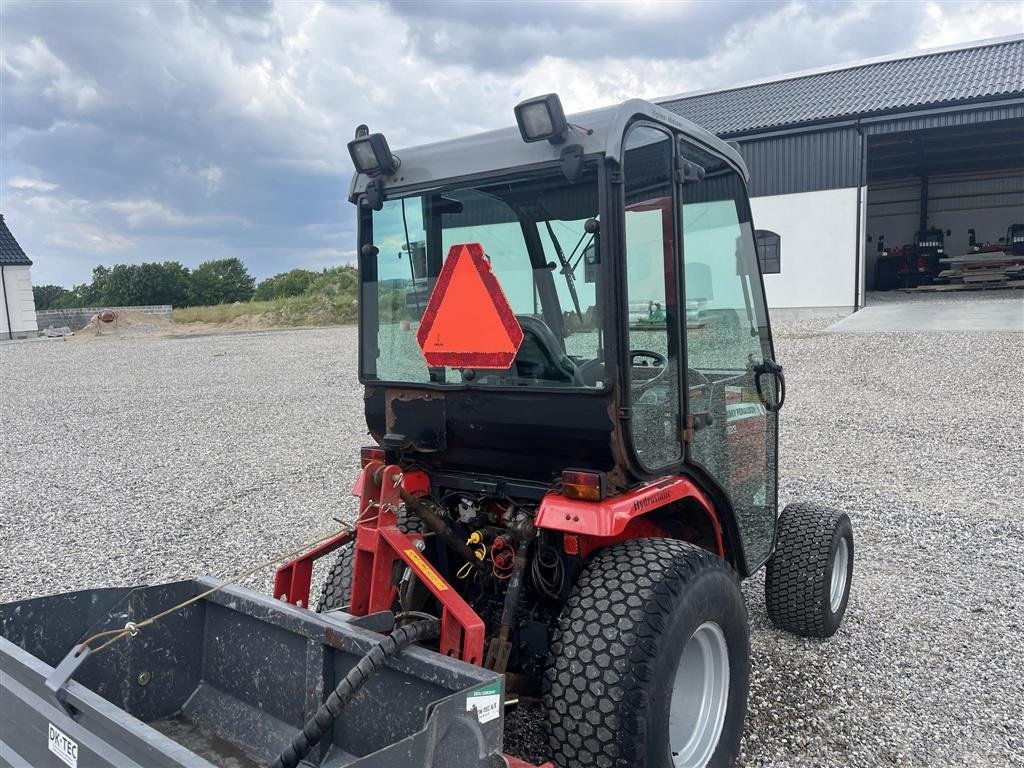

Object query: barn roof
[0,215,32,267]
[659,35,1024,137]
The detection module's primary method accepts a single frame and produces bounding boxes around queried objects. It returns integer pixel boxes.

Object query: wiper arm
[401,199,423,316]
[543,220,583,320]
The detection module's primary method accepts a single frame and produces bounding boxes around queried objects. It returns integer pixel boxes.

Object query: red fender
[535,475,724,557]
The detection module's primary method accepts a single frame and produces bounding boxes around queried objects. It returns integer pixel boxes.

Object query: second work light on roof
[347,131,398,177]
[514,93,568,145]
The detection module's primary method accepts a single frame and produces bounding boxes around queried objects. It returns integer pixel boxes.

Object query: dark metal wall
[866,118,1024,182]
[683,100,1024,198]
[862,101,1024,136]
[731,127,862,197]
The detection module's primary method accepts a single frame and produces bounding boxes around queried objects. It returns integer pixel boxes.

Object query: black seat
[513,315,582,386]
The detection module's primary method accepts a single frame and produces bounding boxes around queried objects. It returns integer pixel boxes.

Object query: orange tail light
[562,470,606,502]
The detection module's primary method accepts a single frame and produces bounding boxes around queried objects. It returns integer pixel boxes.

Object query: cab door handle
[754,359,786,413]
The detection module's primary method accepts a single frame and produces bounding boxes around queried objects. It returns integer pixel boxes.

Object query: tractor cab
[351,96,783,576]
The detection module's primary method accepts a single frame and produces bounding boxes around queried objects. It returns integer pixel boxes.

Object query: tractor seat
[514,315,583,386]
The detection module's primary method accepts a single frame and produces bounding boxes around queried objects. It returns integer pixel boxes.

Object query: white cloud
[105,198,246,228]
[45,224,134,253]
[917,2,1023,47]
[7,176,58,192]
[1,36,101,112]
[292,247,357,269]
[200,166,224,196]
[105,198,187,227]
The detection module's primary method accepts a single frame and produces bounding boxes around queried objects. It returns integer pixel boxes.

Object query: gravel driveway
[1,293,1022,767]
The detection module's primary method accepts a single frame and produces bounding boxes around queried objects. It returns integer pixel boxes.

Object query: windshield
[360,168,604,388]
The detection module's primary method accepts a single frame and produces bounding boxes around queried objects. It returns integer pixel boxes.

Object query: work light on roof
[347,131,398,177]
[515,93,568,145]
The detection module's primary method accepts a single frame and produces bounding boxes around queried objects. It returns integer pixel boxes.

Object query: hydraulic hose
[270,618,441,768]
[399,488,484,571]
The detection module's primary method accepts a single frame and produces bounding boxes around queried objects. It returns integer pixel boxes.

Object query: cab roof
[348,98,748,201]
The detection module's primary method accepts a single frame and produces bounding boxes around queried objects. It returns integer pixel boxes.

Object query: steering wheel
[630,349,668,389]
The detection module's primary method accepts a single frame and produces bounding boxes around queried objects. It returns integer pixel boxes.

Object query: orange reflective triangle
[416,243,523,369]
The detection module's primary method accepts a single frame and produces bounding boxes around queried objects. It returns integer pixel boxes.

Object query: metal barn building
[659,35,1024,311]
[0,214,37,340]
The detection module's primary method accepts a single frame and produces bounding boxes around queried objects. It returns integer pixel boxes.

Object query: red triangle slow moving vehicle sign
[416,243,523,369]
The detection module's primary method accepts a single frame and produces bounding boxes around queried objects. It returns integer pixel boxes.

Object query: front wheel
[765,502,854,638]
[545,539,749,768]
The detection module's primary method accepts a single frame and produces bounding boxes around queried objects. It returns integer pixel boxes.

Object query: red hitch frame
[273,529,352,609]
[274,463,486,665]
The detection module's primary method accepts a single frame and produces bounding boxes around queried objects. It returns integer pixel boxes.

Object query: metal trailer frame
[0,579,508,768]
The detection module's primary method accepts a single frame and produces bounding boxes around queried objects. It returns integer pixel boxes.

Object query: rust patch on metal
[384,388,441,426]
[324,627,349,651]
[606,392,631,490]
[385,388,447,451]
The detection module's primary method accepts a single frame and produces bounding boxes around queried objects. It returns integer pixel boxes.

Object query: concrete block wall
[35,305,173,331]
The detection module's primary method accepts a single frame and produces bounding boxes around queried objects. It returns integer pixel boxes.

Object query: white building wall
[749,187,859,311]
[0,265,38,338]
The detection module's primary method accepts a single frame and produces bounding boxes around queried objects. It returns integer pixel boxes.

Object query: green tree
[97,264,136,305]
[130,261,191,307]
[45,262,193,309]
[307,266,358,295]
[32,284,70,310]
[254,269,318,301]
[188,258,255,305]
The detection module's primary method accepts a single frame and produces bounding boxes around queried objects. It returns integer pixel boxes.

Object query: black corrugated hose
[270,618,441,768]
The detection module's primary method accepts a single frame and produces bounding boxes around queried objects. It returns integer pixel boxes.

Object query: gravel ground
[2,292,1022,767]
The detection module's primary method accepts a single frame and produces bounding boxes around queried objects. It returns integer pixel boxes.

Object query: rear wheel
[765,502,854,638]
[545,538,749,768]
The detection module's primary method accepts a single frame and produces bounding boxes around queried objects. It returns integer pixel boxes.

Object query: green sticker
[466,682,501,723]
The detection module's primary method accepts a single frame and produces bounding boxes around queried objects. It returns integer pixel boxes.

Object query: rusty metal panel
[385,389,447,452]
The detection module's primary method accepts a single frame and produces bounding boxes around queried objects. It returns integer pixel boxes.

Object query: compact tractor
[873,226,949,289]
[1,96,854,768]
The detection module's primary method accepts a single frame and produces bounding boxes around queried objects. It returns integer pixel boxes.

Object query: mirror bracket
[560,144,584,182]
[362,178,385,211]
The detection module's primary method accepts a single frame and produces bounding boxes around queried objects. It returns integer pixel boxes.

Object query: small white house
[0,214,38,339]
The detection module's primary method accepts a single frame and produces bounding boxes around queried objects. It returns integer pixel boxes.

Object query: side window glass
[370,198,429,382]
[681,159,778,572]
[623,126,681,469]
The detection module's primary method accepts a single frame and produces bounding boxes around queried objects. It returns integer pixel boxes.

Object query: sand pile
[75,310,174,339]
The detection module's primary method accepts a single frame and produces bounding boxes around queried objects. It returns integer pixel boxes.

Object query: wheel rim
[669,621,730,768]
[830,537,850,613]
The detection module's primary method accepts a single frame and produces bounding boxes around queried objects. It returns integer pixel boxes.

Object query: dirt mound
[75,310,174,339]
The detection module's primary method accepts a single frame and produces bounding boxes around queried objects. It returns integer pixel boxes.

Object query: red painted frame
[348,463,486,665]
[535,474,724,557]
[273,529,353,609]
[274,463,485,664]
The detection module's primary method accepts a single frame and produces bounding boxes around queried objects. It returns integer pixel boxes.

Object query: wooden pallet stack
[907,251,1024,292]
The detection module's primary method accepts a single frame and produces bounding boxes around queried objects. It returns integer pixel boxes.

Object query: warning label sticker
[466,681,501,724]
[403,548,449,592]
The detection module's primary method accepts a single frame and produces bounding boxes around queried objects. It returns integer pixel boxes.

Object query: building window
[755,230,781,274]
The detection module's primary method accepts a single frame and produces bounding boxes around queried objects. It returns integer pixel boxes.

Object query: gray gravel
[2,293,1022,767]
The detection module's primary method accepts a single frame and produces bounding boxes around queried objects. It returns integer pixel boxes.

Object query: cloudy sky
[2,0,1019,288]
